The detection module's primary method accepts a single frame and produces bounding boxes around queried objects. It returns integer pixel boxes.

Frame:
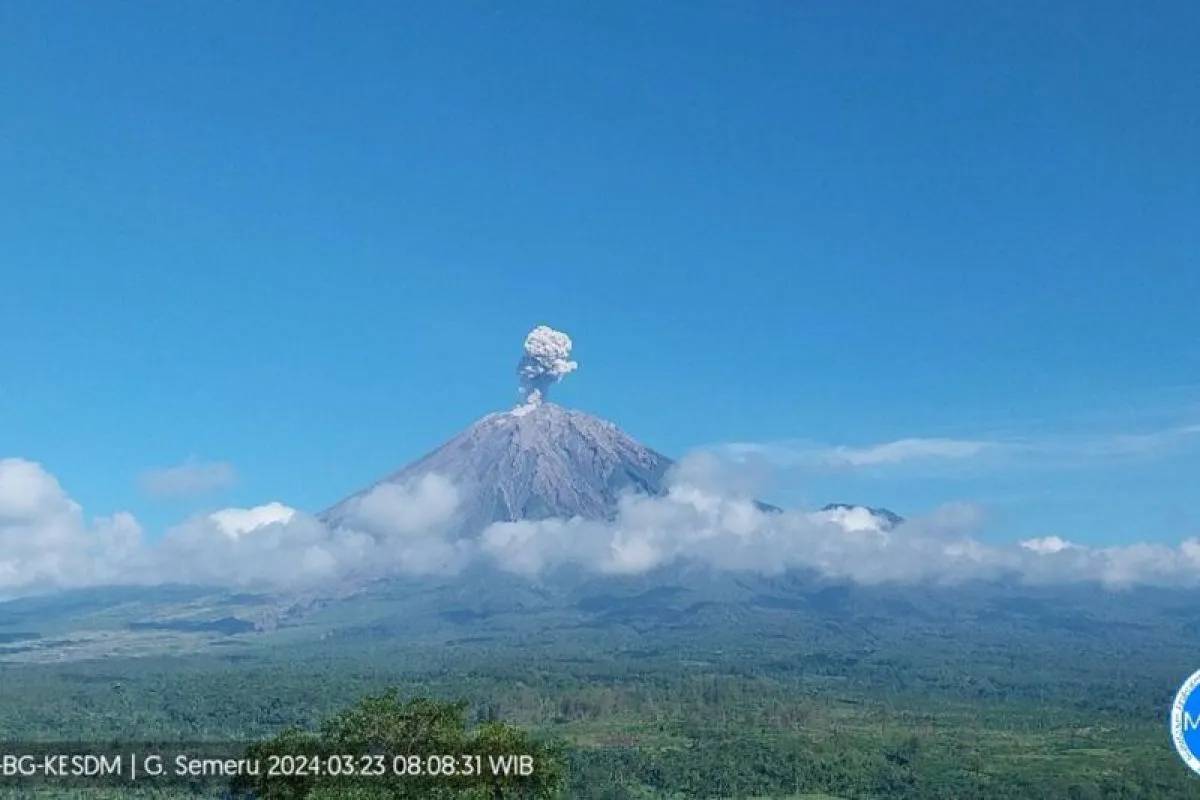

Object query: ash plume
[517,325,577,406]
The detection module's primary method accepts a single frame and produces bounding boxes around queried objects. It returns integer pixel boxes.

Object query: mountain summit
[322,325,895,539]
[322,402,672,535]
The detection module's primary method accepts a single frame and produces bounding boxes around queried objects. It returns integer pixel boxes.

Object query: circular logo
[1171,669,1200,775]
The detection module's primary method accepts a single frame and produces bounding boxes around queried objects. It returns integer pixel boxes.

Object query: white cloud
[823,438,995,467]
[811,505,891,535]
[158,506,373,589]
[335,474,460,538]
[1019,535,1077,554]
[156,476,468,589]
[479,454,1200,590]
[0,457,77,523]
[721,437,996,469]
[481,478,1002,584]
[138,459,236,498]
[1061,424,1200,458]
[7,454,1200,597]
[0,458,145,596]
[721,422,1200,473]
[0,459,471,595]
[210,502,296,538]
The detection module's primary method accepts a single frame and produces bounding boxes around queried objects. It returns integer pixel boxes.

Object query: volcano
[322,402,673,536]
[321,398,901,539]
[319,316,898,544]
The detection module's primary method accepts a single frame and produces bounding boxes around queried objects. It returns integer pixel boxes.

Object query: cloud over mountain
[6,454,1200,596]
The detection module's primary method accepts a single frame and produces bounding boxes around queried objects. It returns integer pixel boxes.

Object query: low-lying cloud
[153,475,470,590]
[0,458,145,595]
[5,455,1200,597]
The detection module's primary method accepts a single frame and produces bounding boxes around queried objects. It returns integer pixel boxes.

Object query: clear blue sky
[2,1,1197,543]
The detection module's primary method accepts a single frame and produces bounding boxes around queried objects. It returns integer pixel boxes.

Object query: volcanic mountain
[322,402,673,536]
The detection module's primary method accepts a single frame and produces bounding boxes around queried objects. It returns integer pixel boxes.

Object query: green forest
[2,578,1199,798]
[0,612,1196,800]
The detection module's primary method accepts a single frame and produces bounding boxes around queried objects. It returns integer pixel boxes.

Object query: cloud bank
[4,456,1200,597]
[152,474,469,590]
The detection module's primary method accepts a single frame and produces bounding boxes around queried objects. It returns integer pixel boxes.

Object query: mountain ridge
[321,402,673,536]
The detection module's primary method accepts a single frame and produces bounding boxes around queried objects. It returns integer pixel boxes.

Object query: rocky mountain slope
[322,402,672,535]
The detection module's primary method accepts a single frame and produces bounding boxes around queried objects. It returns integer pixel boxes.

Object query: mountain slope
[322,402,672,535]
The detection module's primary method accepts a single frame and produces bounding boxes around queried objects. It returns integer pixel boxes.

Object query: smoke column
[517,325,577,406]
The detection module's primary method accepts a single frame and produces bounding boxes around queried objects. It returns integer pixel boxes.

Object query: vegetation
[234,692,564,799]
[1,577,1199,797]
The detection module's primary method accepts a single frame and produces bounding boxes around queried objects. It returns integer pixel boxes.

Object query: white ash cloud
[516,325,577,406]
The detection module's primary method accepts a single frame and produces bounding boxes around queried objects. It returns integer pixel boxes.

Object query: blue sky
[2,1,1197,544]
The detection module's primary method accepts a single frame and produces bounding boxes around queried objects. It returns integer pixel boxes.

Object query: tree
[234,691,564,800]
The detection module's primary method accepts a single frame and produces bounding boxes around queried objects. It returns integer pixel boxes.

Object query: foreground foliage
[234,692,564,799]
